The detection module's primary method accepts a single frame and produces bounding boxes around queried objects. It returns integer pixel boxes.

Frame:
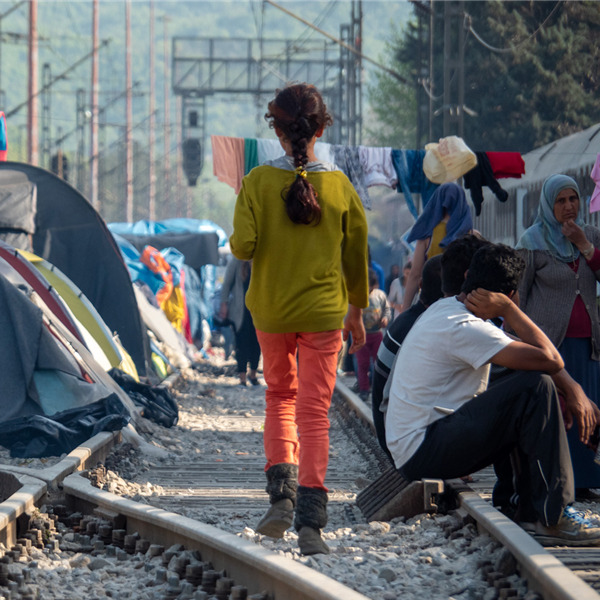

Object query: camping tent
[0,270,136,457]
[0,162,150,376]
[17,248,138,379]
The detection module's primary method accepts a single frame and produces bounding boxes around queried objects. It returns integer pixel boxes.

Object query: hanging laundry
[0,112,7,161]
[244,138,259,174]
[358,146,398,189]
[391,149,439,220]
[211,135,245,193]
[485,152,525,179]
[463,151,509,217]
[590,154,600,213]
[314,141,335,165]
[332,145,371,209]
[257,138,284,165]
[422,136,477,184]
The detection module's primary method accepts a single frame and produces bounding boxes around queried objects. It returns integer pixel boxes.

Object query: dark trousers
[235,312,261,373]
[371,369,393,463]
[399,371,574,526]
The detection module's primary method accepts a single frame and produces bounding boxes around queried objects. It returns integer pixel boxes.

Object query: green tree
[368,0,600,153]
[366,26,416,147]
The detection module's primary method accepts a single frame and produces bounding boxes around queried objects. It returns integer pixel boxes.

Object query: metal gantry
[172,29,363,181]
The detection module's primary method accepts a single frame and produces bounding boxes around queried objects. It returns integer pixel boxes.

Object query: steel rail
[2,371,600,599]
[62,471,370,600]
[333,379,600,600]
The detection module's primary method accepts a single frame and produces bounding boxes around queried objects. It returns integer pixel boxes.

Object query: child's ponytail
[265,83,333,226]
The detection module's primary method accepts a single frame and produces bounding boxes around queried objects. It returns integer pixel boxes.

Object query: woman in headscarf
[400,182,473,311]
[516,173,600,496]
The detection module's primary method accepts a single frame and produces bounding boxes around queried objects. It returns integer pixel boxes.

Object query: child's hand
[343,305,365,353]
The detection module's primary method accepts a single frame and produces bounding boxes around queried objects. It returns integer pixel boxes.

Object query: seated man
[385,243,600,546]
[372,234,486,460]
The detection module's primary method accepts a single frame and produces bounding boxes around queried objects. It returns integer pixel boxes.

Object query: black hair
[368,268,379,288]
[265,83,333,226]
[462,244,525,295]
[441,234,490,295]
[419,255,444,306]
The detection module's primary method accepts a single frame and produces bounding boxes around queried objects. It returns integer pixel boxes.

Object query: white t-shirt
[385,296,513,469]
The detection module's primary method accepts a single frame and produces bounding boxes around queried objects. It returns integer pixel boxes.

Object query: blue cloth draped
[406,182,473,247]
[391,149,439,219]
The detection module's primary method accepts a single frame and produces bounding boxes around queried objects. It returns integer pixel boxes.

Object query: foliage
[365,26,416,148]
[368,0,600,153]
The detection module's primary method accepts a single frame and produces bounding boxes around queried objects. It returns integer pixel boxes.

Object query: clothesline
[210,135,525,218]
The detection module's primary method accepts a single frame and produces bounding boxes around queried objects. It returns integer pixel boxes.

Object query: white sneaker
[529,506,600,547]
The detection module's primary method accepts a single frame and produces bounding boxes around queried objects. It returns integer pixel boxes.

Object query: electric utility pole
[163,15,171,214]
[149,0,156,220]
[90,0,99,210]
[125,0,133,221]
[27,0,38,165]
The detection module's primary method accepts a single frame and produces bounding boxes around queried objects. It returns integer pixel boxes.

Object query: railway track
[1,367,600,599]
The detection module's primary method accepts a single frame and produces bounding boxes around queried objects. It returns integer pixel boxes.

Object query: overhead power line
[6,38,110,118]
[264,0,409,85]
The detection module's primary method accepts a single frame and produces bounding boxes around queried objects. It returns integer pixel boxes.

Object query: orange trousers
[256,329,342,491]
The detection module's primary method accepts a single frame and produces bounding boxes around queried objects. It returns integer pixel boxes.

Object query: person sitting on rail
[385,243,600,546]
[372,234,487,461]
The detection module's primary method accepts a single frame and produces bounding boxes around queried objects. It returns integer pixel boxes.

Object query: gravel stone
[0,360,534,599]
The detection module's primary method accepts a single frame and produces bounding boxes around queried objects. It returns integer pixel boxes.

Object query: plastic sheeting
[109,368,178,428]
[0,394,129,458]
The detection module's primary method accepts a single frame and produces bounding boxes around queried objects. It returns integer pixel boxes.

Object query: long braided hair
[265,83,333,225]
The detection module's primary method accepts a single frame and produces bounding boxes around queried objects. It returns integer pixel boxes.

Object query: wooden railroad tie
[356,466,444,522]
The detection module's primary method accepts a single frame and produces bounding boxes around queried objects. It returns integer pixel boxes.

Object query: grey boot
[294,486,330,555]
[256,463,298,538]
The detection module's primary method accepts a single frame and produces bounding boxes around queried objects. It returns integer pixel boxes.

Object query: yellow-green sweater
[230,165,369,333]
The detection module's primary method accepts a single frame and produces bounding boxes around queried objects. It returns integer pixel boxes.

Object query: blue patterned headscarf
[516,174,583,262]
[406,182,473,248]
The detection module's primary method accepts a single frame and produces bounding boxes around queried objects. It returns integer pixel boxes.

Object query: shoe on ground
[359,390,370,402]
[256,499,294,538]
[525,505,600,546]
[248,376,261,386]
[298,526,330,555]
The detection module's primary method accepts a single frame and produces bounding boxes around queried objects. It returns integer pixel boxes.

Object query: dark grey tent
[0,162,150,376]
[0,272,130,457]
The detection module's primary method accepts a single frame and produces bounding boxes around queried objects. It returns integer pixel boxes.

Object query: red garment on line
[485,152,525,179]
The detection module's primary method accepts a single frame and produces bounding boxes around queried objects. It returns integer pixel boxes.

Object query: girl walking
[229,83,369,555]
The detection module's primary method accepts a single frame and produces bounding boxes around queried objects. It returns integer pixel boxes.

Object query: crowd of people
[226,81,600,556]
